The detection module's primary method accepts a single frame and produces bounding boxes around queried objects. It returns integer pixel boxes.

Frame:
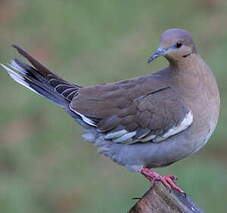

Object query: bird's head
[148,29,197,64]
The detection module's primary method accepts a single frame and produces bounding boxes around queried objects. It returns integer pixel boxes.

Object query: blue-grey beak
[147,48,167,63]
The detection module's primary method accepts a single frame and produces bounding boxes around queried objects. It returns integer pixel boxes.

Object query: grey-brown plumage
[1,29,220,175]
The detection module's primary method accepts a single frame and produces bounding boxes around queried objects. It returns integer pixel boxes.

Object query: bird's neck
[167,53,216,93]
[169,53,203,71]
[168,54,211,81]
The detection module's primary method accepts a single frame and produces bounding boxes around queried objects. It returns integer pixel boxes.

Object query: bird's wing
[69,79,193,144]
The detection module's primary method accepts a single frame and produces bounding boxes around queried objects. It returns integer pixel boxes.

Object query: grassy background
[0,0,227,212]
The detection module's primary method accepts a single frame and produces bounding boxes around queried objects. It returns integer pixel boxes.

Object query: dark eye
[175,42,182,48]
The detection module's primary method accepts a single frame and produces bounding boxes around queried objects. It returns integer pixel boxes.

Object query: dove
[1,29,220,193]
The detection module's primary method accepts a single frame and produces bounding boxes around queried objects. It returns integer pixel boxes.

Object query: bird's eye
[175,42,182,48]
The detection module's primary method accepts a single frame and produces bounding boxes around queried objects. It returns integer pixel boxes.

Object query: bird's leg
[140,168,185,194]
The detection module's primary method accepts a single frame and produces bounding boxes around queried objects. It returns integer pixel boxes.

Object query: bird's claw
[141,168,184,194]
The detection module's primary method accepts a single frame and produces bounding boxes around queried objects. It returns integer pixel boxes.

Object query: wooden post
[128,182,204,213]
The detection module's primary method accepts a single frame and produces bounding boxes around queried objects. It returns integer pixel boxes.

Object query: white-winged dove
[1,29,220,193]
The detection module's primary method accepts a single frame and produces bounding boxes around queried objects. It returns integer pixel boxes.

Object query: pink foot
[141,168,185,194]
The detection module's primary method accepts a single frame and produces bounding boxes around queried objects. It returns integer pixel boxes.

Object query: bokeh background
[0,0,227,212]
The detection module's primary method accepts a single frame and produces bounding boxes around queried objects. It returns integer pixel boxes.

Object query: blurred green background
[0,0,227,212]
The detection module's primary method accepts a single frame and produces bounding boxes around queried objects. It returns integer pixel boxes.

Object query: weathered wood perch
[128,182,204,213]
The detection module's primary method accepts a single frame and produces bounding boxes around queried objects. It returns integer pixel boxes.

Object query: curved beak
[147,48,167,63]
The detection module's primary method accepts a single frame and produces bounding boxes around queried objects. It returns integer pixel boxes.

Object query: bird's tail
[1,45,80,108]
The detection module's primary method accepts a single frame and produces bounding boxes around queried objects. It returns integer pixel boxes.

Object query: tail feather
[1,62,40,95]
[12,44,53,77]
[1,45,80,108]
